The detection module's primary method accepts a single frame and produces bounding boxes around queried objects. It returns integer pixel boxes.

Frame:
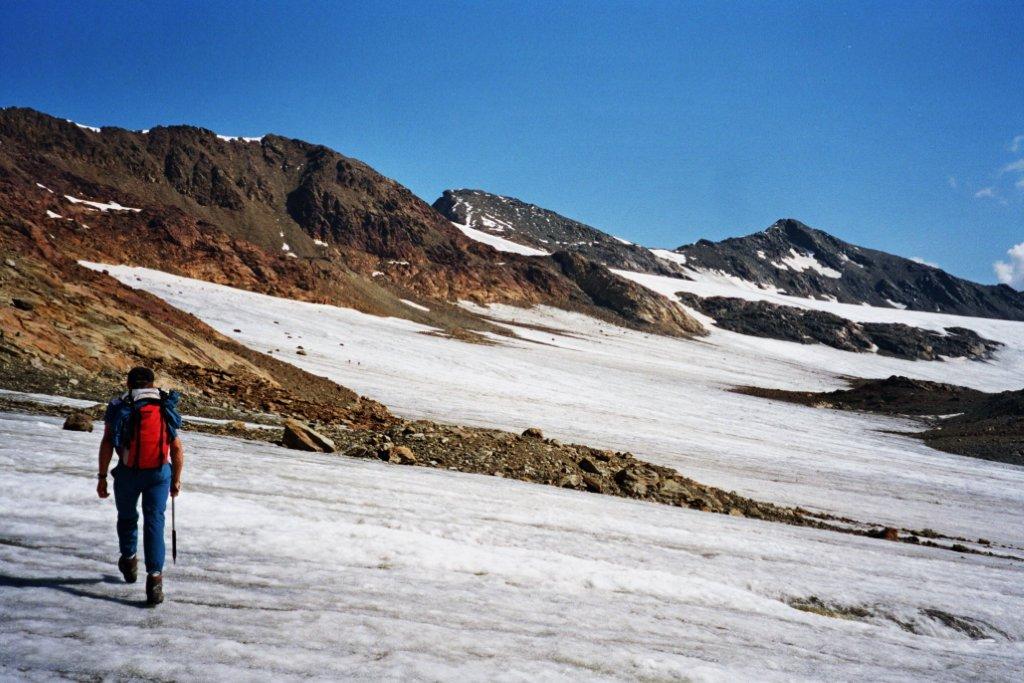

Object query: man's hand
[97,477,109,499]
[170,479,181,498]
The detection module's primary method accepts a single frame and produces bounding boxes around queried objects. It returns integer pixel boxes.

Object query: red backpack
[123,399,171,469]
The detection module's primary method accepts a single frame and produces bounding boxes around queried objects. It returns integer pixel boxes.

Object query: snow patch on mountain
[453,222,549,256]
[63,194,141,213]
[649,248,688,266]
[216,134,264,143]
[66,119,100,133]
[401,299,430,312]
[774,248,843,278]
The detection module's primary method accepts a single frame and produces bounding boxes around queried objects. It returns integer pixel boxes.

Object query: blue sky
[2,1,1022,285]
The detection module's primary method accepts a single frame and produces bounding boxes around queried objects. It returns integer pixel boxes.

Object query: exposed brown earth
[737,376,1024,466]
[0,244,391,429]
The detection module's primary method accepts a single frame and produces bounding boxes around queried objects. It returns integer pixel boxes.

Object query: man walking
[96,367,184,606]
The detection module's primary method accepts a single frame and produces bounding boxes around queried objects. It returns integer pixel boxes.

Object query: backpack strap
[123,391,136,468]
[158,392,167,463]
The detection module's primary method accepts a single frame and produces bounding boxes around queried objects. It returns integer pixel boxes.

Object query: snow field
[2,413,1023,680]
[81,264,1024,549]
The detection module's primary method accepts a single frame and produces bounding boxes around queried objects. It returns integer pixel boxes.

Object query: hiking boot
[145,573,164,606]
[118,555,138,584]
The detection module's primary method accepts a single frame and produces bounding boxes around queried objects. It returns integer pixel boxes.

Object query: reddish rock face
[0,106,577,311]
[0,106,703,337]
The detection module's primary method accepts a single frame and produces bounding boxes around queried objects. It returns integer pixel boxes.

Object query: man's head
[126,366,156,390]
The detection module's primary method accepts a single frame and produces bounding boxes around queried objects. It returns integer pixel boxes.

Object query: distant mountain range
[3,104,1021,409]
[433,189,1024,321]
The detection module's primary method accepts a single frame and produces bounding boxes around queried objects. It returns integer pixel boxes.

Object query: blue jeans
[112,463,171,574]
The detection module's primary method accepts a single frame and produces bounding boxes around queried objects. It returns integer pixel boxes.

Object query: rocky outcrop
[738,376,1024,466]
[671,219,1024,320]
[329,419,806,522]
[433,189,686,275]
[677,293,1001,360]
[554,252,705,337]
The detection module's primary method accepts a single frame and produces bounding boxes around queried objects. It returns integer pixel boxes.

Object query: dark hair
[126,366,155,389]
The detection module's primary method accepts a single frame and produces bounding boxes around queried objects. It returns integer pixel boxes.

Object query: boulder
[62,411,93,432]
[522,427,544,439]
[390,445,417,464]
[615,466,660,497]
[559,473,582,488]
[578,456,609,476]
[867,526,900,541]
[281,419,335,453]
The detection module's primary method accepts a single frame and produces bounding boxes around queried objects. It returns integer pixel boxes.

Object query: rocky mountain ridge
[0,107,703,340]
[671,219,1024,320]
[433,189,686,275]
[434,189,1024,322]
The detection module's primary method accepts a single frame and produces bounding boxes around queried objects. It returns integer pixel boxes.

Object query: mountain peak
[674,220,1024,319]
[767,218,813,233]
[433,188,686,276]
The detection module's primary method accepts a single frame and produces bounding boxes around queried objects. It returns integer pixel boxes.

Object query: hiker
[96,367,184,606]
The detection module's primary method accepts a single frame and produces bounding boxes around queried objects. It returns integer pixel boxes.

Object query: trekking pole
[171,496,177,564]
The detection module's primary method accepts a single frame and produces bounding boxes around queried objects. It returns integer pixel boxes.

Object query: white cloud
[1017,177,1024,190]
[994,242,1024,289]
[974,187,996,199]
[947,175,957,189]
[910,256,939,268]
[1001,159,1024,174]
[1011,135,1024,153]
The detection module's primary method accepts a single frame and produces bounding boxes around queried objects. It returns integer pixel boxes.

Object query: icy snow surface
[3,412,1023,680]
[453,222,550,256]
[81,263,1024,550]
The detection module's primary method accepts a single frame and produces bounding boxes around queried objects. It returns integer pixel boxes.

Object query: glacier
[2,262,1022,679]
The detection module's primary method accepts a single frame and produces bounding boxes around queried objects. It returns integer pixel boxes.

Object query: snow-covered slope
[434,189,681,274]
[2,412,1023,680]
[81,264,1024,548]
